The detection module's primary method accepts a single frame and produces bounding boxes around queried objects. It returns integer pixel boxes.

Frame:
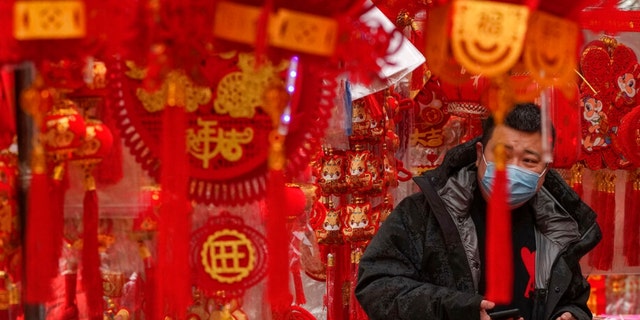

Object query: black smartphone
[488,308,520,320]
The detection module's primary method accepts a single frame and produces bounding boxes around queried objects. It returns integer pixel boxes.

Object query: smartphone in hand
[487,308,520,320]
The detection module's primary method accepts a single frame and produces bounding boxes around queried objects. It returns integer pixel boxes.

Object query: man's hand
[480,300,495,320]
[555,312,576,320]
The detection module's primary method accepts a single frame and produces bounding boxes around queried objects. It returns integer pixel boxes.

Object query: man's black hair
[480,102,556,147]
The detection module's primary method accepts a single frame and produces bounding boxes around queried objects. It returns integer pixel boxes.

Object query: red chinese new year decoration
[190,212,268,300]
[70,119,113,320]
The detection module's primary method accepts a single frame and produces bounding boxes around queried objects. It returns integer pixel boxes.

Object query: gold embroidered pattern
[186,118,254,168]
[136,70,212,112]
[214,53,288,118]
[200,229,256,284]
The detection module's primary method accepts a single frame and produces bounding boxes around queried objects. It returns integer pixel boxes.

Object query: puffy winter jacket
[355,138,602,320]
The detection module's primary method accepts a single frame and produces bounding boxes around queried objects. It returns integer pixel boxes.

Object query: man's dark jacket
[355,138,602,320]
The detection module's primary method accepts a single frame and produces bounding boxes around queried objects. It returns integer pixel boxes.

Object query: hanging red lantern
[41,99,87,161]
[69,119,113,320]
[71,120,113,164]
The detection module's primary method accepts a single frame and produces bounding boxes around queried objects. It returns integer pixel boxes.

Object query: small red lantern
[132,185,161,240]
[71,119,113,165]
[40,99,86,160]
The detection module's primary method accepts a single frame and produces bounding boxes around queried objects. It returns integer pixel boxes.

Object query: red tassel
[326,252,337,320]
[291,259,306,306]
[51,164,68,273]
[24,146,55,304]
[140,242,156,320]
[571,163,584,198]
[82,187,102,320]
[266,167,292,313]
[156,104,191,319]
[623,169,640,266]
[485,155,513,304]
[60,273,79,320]
[589,170,616,271]
[350,247,367,320]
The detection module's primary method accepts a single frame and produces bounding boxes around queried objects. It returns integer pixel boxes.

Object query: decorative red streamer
[156,104,191,319]
[623,170,640,266]
[82,187,102,320]
[485,155,513,304]
[24,151,55,303]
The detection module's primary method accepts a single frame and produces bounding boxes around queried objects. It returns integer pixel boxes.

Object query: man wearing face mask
[355,103,602,320]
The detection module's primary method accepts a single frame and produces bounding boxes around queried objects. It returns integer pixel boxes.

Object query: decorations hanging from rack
[114,51,334,206]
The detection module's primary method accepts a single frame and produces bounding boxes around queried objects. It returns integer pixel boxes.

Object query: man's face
[475,124,548,208]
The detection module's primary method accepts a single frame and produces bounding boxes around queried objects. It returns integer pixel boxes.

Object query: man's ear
[475,142,483,167]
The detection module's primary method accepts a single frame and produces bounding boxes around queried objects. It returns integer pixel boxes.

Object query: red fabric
[156,105,191,319]
[485,166,513,304]
[623,171,640,266]
[24,170,55,303]
[82,189,102,320]
[266,168,293,313]
[580,8,640,33]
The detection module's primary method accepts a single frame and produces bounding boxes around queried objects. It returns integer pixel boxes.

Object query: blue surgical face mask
[480,154,546,207]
